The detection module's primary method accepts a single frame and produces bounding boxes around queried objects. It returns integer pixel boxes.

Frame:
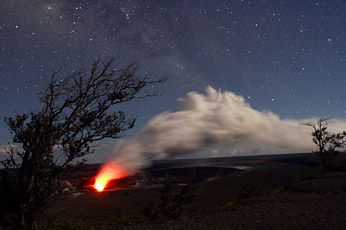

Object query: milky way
[0,1,345,154]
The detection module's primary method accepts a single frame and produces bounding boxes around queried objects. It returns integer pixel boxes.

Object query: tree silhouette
[0,58,163,228]
[304,118,346,173]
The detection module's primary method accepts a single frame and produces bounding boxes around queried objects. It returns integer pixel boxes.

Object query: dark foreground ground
[42,153,346,229]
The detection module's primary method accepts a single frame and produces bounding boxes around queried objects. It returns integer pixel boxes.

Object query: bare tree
[304,118,346,173]
[0,58,163,228]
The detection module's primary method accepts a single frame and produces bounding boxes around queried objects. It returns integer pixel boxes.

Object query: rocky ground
[37,153,346,229]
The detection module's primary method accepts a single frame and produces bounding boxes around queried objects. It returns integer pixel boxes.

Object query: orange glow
[93,163,125,192]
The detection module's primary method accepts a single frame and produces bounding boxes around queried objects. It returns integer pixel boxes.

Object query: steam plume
[104,86,346,175]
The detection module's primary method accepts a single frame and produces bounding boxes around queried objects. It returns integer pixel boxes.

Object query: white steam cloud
[104,86,346,175]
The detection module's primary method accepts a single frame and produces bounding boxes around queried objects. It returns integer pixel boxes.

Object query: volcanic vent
[64,161,245,192]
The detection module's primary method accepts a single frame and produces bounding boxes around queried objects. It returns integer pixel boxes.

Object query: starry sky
[1,0,346,144]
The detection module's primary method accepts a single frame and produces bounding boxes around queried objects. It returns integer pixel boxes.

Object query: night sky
[1,0,346,147]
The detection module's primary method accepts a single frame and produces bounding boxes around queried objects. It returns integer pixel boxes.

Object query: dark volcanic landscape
[67,153,318,191]
[42,152,346,230]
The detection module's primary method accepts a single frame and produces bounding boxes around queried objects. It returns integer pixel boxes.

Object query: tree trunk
[18,174,36,228]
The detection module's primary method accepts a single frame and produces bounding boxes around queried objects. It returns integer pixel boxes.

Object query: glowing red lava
[93,163,125,192]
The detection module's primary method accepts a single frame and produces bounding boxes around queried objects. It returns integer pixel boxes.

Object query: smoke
[104,86,346,175]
